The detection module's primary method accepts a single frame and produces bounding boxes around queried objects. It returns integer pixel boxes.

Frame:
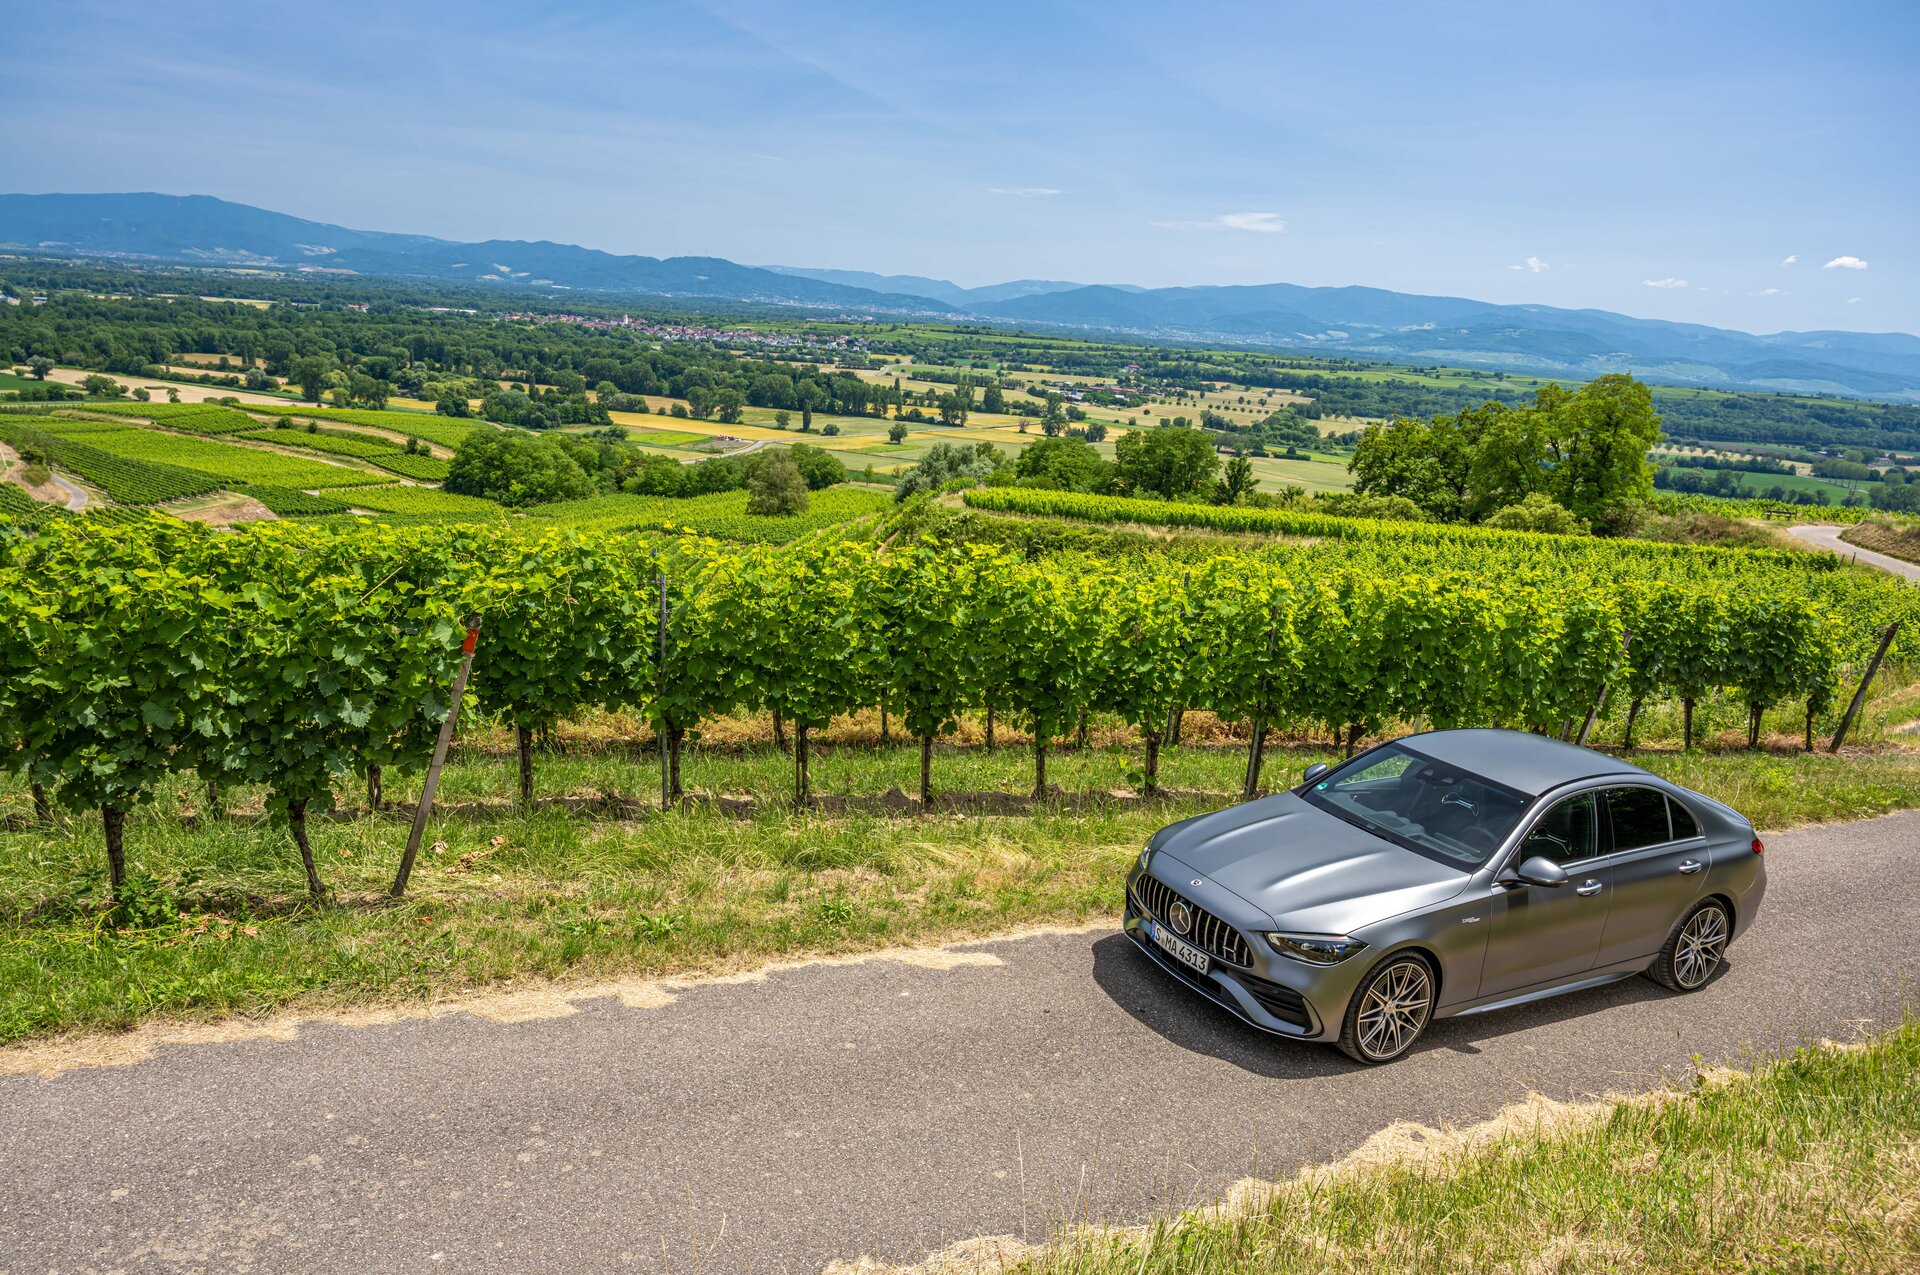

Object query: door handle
[1678,860,1705,875]
[1575,879,1604,897]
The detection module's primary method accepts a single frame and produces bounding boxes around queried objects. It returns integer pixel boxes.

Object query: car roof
[1396,728,1644,798]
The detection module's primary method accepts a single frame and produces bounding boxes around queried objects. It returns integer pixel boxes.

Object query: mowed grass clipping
[1013,1022,1920,1275]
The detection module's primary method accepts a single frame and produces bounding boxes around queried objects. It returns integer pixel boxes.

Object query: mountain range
[5,192,1918,400]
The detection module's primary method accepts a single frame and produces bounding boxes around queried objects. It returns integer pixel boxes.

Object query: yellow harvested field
[172,352,267,369]
[604,411,793,441]
[40,366,292,406]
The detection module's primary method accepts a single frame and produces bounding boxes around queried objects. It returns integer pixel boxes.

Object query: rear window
[1607,786,1672,851]
[1668,798,1700,840]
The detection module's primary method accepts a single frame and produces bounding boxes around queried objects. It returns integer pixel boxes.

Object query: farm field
[331,483,506,517]
[59,426,393,489]
[37,365,295,405]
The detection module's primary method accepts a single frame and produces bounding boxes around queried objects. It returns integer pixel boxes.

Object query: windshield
[1302,742,1530,868]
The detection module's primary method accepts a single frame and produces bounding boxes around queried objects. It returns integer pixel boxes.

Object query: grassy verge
[1007,1022,1920,1275]
[1844,517,1920,565]
[5,718,1920,1047]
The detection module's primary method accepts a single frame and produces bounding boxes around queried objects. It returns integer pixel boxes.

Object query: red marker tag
[461,628,479,655]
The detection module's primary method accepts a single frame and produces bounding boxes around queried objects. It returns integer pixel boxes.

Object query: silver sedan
[1123,729,1766,1063]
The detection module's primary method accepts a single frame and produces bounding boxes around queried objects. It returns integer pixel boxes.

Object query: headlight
[1137,847,1152,872]
[1266,932,1368,965]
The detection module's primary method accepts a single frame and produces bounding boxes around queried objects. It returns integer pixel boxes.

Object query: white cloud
[1507,255,1549,273]
[1824,255,1869,270]
[1151,211,1287,234]
[1781,254,1798,266]
[989,186,1062,197]
[1848,296,1864,304]
[1750,287,1783,296]
[1641,277,1688,288]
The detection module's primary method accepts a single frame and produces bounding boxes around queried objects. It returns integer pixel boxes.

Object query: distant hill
[4,192,1918,400]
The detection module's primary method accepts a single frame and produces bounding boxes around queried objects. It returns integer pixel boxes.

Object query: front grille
[1131,874,1252,966]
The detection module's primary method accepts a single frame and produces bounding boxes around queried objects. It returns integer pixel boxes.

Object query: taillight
[1751,837,1765,856]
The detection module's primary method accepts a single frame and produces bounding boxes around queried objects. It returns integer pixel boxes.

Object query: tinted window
[1668,798,1700,840]
[1517,792,1597,865]
[1607,787,1672,851]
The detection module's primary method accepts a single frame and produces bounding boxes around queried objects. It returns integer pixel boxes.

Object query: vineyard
[3,510,1915,902]
[239,426,405,459]
[330,484,511,518]
[366,452,453,481]
[38,425,394,490]
[0,422,223,503]
[528,488,895,539]
[250,406,483,450]
[67,402,262,435]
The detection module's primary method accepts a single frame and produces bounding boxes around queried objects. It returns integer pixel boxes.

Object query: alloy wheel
[1673,905,1729,989]
[1355,959,1433,1061]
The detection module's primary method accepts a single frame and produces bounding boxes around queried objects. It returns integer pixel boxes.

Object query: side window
[1667,798,1700,841]
[1516,792,1597,865]
[1606,787,1672,852]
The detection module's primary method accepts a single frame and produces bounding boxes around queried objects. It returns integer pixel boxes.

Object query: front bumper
[1123,862,1372,1042]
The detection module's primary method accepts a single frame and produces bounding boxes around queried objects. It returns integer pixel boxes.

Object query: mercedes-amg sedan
[1123,729,1766,1063]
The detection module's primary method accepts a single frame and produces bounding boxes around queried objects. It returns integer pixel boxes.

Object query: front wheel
[1648,899,1731,992]
[1338,954,1435,1064]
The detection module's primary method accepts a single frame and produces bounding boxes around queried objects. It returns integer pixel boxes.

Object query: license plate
[1150,920,1210,975]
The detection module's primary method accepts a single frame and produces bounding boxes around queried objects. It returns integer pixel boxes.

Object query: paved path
[1788,522,1920,580]
[46,472,87,511]
[3,813,1917,1274]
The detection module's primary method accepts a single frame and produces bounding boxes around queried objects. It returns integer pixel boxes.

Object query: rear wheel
[1338,954,1435,1064]
[1648,899,1731,992]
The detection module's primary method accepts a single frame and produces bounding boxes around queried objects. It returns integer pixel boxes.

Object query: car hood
[1150,792,1470,933]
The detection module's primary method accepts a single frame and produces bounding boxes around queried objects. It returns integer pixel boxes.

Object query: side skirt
[1437,963,1649,1020]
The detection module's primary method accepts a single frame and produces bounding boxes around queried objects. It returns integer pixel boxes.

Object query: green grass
[4,714,1920,1047]
[1013,1022,1920,1275]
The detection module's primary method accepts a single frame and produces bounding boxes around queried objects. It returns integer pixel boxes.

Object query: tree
[775,410,791,430]
[290,356,334,404]
[27,355,52,381]
[888,420,908,444]
[1114,426,1218,500]
[894,441,1006,499]
[1538,374,1662,523]
[1214,455,1256,505]
[444,429,598,506]
[746,450,809,515]
[1013,435,1113,493]
[81,373,123,398]
[1482,492,1587,534]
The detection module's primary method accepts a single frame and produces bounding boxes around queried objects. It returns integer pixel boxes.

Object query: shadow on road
[1090,932,1699,1075]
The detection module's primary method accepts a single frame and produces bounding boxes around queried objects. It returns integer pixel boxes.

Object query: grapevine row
[1,515,1907,896]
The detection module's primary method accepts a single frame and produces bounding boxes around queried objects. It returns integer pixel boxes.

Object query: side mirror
[1513,855,1570,888]
[1302,762,1330,785]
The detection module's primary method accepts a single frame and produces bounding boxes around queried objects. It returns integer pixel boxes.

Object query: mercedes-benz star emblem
[1190,879,1204,888]
[1167,900,1193,936]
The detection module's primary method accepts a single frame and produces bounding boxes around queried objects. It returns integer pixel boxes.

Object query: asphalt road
[4,812,1918,1274]
[1788,522,1920,580]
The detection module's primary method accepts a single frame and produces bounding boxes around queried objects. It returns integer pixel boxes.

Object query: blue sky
[5,0,1914,333]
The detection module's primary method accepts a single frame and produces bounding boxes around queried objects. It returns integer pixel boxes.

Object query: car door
[1596,786,1708,967]
[1478,790,1613,997]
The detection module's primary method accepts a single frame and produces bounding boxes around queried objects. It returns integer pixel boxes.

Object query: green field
[527,486,894,540]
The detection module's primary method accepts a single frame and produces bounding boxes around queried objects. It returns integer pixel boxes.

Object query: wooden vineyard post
[1575,629,1632,747]
[1829,621,1900,753]
[1242,624,1277,802]
[389,615,481,899]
